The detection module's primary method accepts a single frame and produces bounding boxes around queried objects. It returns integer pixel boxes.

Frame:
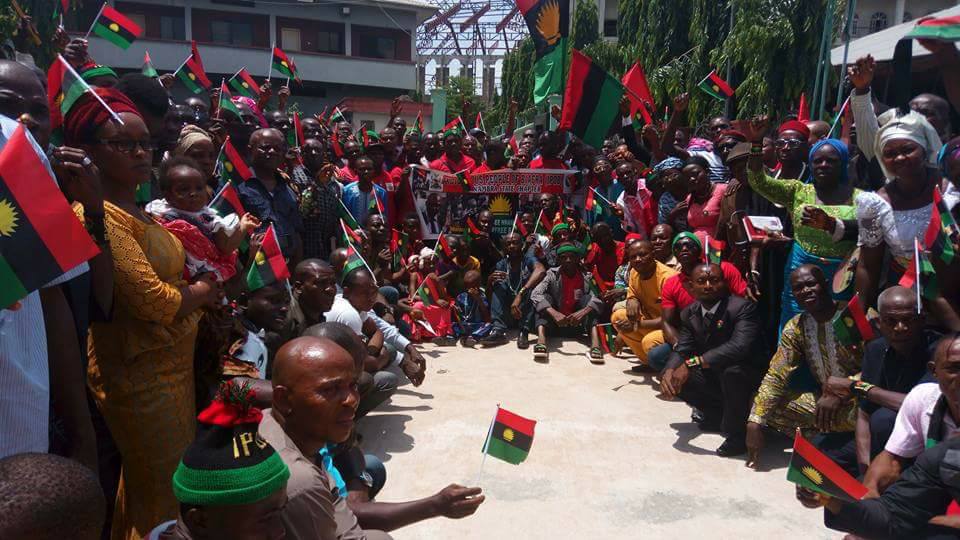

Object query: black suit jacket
[666,295,764,371]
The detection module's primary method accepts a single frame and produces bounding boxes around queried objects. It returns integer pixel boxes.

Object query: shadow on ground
[358,413,415,461]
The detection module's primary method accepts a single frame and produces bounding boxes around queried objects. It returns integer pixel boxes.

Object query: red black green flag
[341,219,364,246]
[787,429,868,502]
[272,47,299,80]
[512,214,529,237]
[437,232,454,259]
[483,407,536,465]
[440,116,466,137]
[390,229,408,271]
[506,133,519,157]
[92,5,142,50]
[585,188,601,220]
[589,265,608,295]
[208,182,245,218]
[0,125,100,307]
[596,324,616,354]
[517,0,569,104]
[416,275,442,306]
[456,169,472,192]
[289,113,305,149]
[141,51,158,78]
[47,55,91,141]
[217,80,241,120]
[534,210,553,236]
[341,245,368,277]
[832,294,876,346]
[905,15,960,41]
[924,188,958,265]
[229,68,260,99]
[697,70,735,101]
[337,199,361,231]
[177,55,211,94]
[414,110,425,133]
[559,50,624,148]
[246,225,289,291]
[899,241,939,301]
[329,107,346,125]
[705,236,724,264]
[219,137,252,184]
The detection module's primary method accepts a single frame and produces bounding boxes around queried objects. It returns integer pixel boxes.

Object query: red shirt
[429,154,476,174]
[559,272,584,315]
[337,165,359,183]
[660,262,747,311]
[472,162,498,174]
[585,241,625,285]
[529,156,568,170]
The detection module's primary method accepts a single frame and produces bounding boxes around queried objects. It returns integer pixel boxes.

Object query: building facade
[70,0,435,126]
[846,0,956,37]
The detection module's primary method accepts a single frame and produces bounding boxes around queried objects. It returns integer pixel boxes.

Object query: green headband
[80,66,118,81]
[551,222,570,235]
[556,244,582,256]
[173,452,290,506]
[672,231,702,250]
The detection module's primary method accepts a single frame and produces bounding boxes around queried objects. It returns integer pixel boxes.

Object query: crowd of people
[2,25,960,540]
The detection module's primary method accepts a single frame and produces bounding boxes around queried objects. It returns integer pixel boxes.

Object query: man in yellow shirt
[611,240,678,367]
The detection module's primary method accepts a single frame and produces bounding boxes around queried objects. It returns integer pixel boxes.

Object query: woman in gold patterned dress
[65,89,222,540]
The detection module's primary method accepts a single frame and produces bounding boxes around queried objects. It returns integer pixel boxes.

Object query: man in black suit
[661,263,764,457]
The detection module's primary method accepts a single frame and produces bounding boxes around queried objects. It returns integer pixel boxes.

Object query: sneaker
[517,331,530,349]
[432,335,457,346]
[480,330,509,346]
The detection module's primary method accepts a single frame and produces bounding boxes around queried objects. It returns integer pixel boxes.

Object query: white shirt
[701,301,721,319]
[885,383,959,459]
[0,115,89,458]
[323,295,367,334]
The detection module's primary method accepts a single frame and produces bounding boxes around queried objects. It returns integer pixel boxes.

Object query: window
[317,30,342,53]
[603,19,617,37]
[211,20,253,46]
[359,36,397,59]
[128,13,146,32]
[902,12,913,23]
[851,13,860,37]
[281,27,301,50]
[160,15,185,40]
[870,12,887,33]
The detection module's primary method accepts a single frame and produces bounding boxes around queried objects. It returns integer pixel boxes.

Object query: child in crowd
[404,248,456,344]
[437,235,480,297]
[453,270,492,346]
[146,157,260,281]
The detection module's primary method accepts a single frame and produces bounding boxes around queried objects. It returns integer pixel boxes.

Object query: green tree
[617,0,643,48]
[1,0,65,69]
[570,0,600,51]
[437,75,491,124]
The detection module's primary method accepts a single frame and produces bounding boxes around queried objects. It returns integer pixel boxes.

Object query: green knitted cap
[172,382,290,506]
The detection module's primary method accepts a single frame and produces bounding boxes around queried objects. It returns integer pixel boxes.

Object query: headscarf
[778,120,811,139]
[78,62,118,83]
[174,124,213,155]
[671,231,702,251]
[875,109,942,179]
[232,96,268,128]
[808,138,850,185]
[63,87,141,145]
[653,157,684,174]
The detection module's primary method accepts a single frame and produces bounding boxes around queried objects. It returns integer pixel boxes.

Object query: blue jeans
[379,285,400,305]
[647,343,672,372]
[490,281,533,332]
[364,454,387,500]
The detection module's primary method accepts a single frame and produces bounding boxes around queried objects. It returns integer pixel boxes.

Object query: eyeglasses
[774,139,803,150]
[255,145,283,153]
[97,139,156,154]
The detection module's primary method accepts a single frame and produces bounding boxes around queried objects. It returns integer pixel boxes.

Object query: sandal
[533,343,548,362]
[517,331,530,350]
[589,347,605,365]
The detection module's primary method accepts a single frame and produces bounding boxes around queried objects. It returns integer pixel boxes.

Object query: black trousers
[677,363,764,439]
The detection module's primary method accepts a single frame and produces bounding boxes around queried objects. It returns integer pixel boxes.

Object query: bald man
[805,120,830,144]
[259,336,392,539]
[820,286,939,470]
[910,93,953,140]
[239,127,303,263]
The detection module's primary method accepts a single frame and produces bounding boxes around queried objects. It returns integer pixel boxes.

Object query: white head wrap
[875,109,942,179]
[174,124,213,156]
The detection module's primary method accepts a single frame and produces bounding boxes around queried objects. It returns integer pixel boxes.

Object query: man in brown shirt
[259,336,391,540]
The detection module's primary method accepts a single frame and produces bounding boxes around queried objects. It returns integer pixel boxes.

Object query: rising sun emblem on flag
[0,199,18,237]
[502,428,515,442]
[536,0,561,46]
[801,466,823,485]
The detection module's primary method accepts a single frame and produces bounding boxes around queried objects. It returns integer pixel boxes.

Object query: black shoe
[630,363,654,373]
[461,336,477,347]
[695,415,723,433]
[716,438,748,457]
[517,331,530,350]
[480,330,509,346]
[691,408,705,424]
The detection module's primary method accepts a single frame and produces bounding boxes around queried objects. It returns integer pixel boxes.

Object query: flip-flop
[589,347,605,365]
[533,343,548,362]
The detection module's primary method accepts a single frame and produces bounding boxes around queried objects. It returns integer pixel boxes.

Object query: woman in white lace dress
[854,110,960,329]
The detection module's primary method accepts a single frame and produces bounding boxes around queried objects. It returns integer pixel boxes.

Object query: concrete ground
[358,337,834,540]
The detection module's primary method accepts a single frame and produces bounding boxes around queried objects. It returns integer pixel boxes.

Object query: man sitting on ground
[661,263,764,457]
[611,240,678,369]
[530,243,605,363]
[746,265,861,471]
[482,233,546,349]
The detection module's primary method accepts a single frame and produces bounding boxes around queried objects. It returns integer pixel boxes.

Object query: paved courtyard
[358,338,834,540]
